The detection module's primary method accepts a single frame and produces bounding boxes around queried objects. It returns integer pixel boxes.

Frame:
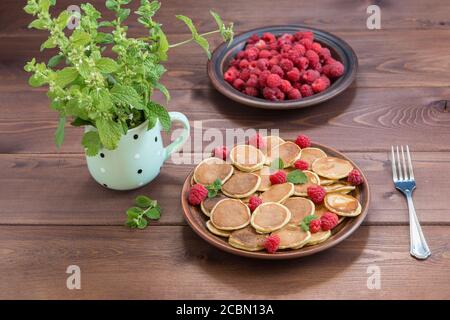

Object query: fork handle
[406,192,431,260]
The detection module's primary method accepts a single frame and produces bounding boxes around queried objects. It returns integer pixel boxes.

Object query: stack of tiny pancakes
[190,137,363,253]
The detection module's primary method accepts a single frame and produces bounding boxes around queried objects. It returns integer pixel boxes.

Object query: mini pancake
[293,170,321,196]
[319,178,337,186]
[272,224,311,249]
[255,166,272,191]
[230,144,265,172]
[306,230,331,246]
[283,197,315,225]
[210,199,251,230]
[206,220,232,237]
[193,157,234,185]
[221,172,261,198]
[251,202,291,233]
[268,141,301,167]
[260,183,294,203]
[201,194,228,217]
[262,135,285,158]
[299,147,327,169]
[314,205,329,218]
[312,157,354,180]
[324,183,356,194]
[324,193,362,217]
[228,226,267,251]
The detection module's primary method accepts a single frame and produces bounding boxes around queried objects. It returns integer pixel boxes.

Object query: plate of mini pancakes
[181,137,369,259]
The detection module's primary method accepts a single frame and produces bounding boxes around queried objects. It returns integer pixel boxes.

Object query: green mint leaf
[70,30,91,47]
[127,206,143,219]
[287,170,308,184]
[300,221,309,232]
[40,38,56,51]
[207,189,218,198]
[47,54,64,68]
[105,0,118,11]
[56,10,70,29]
[193,35,211,59]
[82,131,102,156]
[210,11,224,31]
[147,114,158,130]
[117,8,131,22]
[300,214,319,231]
[95,57,119,73]
[145,206,161,220]
[135,195,155,208]
[148,102,171,131]
[154,81,170,102]
[270,158,284,172]
[95,32,114,44]
[28,74,47,87]
[206,178,222,198]
[55,116,65,149]
[110,84,145,110]
[71,117,93,127]
[95,117,122,150]
[28,19,46,30]
[157,29,169,61]
[176,15,211,59]
[55,67,78,88]
[137,217,148,229]
[91,88,113,112]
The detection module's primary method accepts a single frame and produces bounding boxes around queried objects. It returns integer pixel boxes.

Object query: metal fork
[391,146,431,260]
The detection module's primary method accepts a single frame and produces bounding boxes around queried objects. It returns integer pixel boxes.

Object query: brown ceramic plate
[181,142,370,259]
[207,25,358,110]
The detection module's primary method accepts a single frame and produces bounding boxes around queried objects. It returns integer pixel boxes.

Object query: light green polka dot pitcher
[84,112,190,190]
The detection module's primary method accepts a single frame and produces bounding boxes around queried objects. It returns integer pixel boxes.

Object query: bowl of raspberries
[207,25,357,109]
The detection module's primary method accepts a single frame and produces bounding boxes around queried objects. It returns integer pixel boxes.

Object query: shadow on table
[191,84,357,130]
[181,225,369,298]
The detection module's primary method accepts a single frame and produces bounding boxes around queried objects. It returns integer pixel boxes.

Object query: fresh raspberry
[256,58,269,71]
[232,78,245,90]
[255,39,267,50]
[280,80,292,93]
[312,62,322,73]
[295,134,311,148]
[320,212,339,231]
[322,61,345,78]
[239,59,249,69]
[239,68,251,81]
[264,234,281,254]
[307,185,326,204]
[270,65,284,77]
[270,170,287,185]
[309,219,322,233]
[248,195,262,212]
[300,38,313,50]
[250,67,261,77]
[280,58,294,72]
[294,159,309,170]
[280,33,294,43]
[212,146,228,160]
[244,86,259,97]
[224,70,236,83]
[302,31,314,40]
[347,169,364,185]
[286,49,300,62]
[292,44,306,56]
[268,41,278,50]
[258,70,271,87]
[249,60,258,69]
[247,34,260,44]
[305,50,320,66]
[300,84,314,97]
[262,87,277,101]
[324,56,337,65]
[245,47,259,61]
[296,56,309,70]
[311,42,322,53]
[259,49,272,59]
[274,87,285,100]
[249,133,266,149]
[268,56,280,67]
[287,67,301,82]
[287,88,301,100]
[302,69,320,84]
[188,184,208,206]
[246,75,259,88]
[266,74,282,88]
[236,51,245,60]
[318,47,331,61]
[311,76,330,93]
[262,32,276,43]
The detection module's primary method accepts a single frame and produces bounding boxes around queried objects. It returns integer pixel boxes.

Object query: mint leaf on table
[270,158,284,172]
[135,195,156,208]
[287,170,308,184]
[206,179,222,198]
[145,206,161,220]
[125,195,162,229]
[300,215,319,232]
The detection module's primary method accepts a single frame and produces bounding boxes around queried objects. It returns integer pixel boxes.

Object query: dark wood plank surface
[0,0,449,299]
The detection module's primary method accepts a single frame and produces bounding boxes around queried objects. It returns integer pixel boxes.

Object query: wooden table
[1,0,450,299]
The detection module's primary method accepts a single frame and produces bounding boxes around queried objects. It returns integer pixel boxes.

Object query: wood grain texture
[0,225,449,299]
[1,87,450,154]
[1,152,450,226]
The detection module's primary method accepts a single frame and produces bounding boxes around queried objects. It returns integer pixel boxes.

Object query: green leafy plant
[126,195,161,229]
[24,0,233,155]
[300,215,319,232]
[206,178,222,198]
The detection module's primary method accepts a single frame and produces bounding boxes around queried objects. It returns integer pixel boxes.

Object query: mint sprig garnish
[126,195,161,229]
[300,214,318,232]
[206,179,222,198]
[287,170,308,184]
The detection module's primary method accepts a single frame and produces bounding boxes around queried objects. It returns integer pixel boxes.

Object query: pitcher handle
[163,112,190,161]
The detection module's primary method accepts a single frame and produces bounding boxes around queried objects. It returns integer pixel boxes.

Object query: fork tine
[406,145,415,180]
[401,145,408,180]
[391,146,398,181]
[396,146,403,180]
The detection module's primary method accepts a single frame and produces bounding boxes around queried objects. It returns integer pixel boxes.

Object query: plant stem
[168,30,220,48]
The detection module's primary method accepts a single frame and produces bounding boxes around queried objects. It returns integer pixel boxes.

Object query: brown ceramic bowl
[207,25,358,110]
[181,142,370,259]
